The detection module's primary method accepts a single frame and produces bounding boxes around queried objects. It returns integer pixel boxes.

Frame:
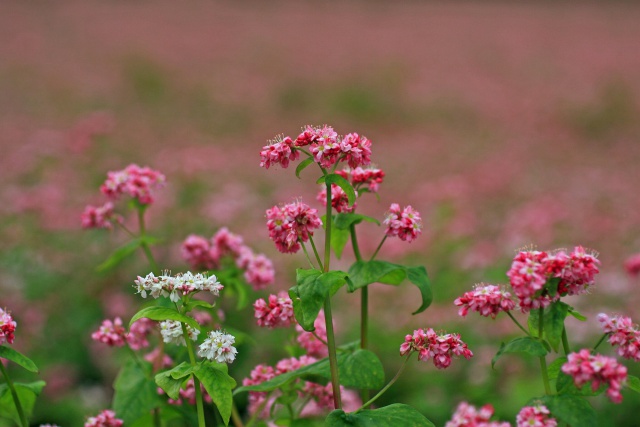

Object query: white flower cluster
[160,320,200,346]
[134,271,223,302]
[198,330,238,363]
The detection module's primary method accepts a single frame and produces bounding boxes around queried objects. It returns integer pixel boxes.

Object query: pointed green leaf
[324,174,357,206]
[326,404,435,427]
[155,371,184,401]
[296,157,315,179]
[627,375,640,393]
[194,361,237,426]
[113,359,161,424]
[333,213,380,229]
[568,308,587,321]
[130,306,200,332]
[535,395,597,427]
[331,226,351,259]
[0,345,38,373]
[97,238,143,273]
[492,337,548,369]
[547,357,567,381]
[184,299,215,312]
[347,261,432,314]
[290,269,348,331]
[0,381,45,424]
[545,301,569,352]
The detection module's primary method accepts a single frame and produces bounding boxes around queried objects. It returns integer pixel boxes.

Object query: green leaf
[97,238,143,273]
[113,359,161,425]
[130,306,200,332]
[627,375,640,393]
[568,308,587,321]
[194,361,237,426]
[347,261,432,314]
[331,226,351,259]
[333,213,380,229]
[155,370,185,401]
[492,337,548,369]
[184,299,215,312]
[535,395,597,427]
[0,345,38,373]
[0,381,45,424]
[236,349,384,393]
[290,269,348,331]
[547,357,567,381]
[545,301,569,352]
[323,174,357,206]
[296,157,315,178]
[326,404,435,427]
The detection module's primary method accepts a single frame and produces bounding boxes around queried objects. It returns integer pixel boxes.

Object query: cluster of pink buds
[84,410,123,427]
[181,228,275,290]
[100,163,165,205]
[0,308,17,345]
[516,404,557,427]
[197,330,238,363]
[266,200,322,254]
[91,317,154,350]
[254,292,295,328]
[81,202,121,230]
[624,253,640,277]
[384,203,423,242]
[316,184,356,213]
[339,166,385,193]
[454,284,516,319]
[506,246,599,312]
[561,349,627,403]
[296,310,328,357]
[445,402,510,427]
[597,313,640,361]
[165,377,213,406]
[259,135,299,169]
[134,271,223,302]
[400,328,473,369]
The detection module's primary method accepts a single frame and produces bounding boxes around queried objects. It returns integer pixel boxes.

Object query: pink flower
[597,313,640,362]
[309,125,341,168]
[126,318,154,350]
[181,234,216,270]
[561,349,627,403]
[557,246,599,296]
[623,253,640,277]
[275,355,317,374]
[296,311,328,357]
[340,133,372,169]
[243,253,275,290]
[349,166,385,192]
[316,184,356,213]
[84,410,123,427]
[260,135,299,169]
[384,203,422,242]
[506,250,557,313]
[211,227,245,259]
[100,164,165,205]
[400,328,473,369]
[243,364,277,414]
[91,317,127,347]
[81,202,121,229]
[144,348,173,368]
[266,200,322,254]
[445,402,510,427]
[454,284,516,319]
[254,292,295,328]
[0,308,17,345]
[516,404,557,427]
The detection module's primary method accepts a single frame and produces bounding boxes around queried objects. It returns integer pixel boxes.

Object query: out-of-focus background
[2,1,640,425]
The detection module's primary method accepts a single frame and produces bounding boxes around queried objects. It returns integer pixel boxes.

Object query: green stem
[561,327,571,356]
[0,362,29,427]
[355,354,412,413]
[178,304,206,427]
[138,208,160,272]
[286,403,295,420]
[300,241,316,269]
[350,224,370,407]
[312,330,329,347]
[308,236,324,270]
[593,333,608,352]
[506,311,530,336]
[246,392,271,427]
[369,235,387,261]
[538,307,551,395]
[231,402,244,427]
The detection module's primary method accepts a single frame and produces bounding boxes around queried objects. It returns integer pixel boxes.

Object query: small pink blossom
[384,203,422,242]
[349,166,385,192]
[454,284,516,319]
[275,355,317,374]
[243,364,277,414]
[446,402,510,427]
[400,328,473,369]
[516,404,557,427]
[144,348,173,368]
[266,200,322,254]
[0,308,17,345]
[91,317,127,347]
[316,184,356,213]
[126,318,154,350]
[561,349,627,403]
[260,135,299,169]
[340,133,372,169]
[181,234,216,270]
[211,227,245,259]
[597,313,640,362]
[84,410,123,427]
[623,253,640,277]
[296,310,328,357]
[100,164,165,205]
[254,292,295,328]
[506,250,557,313]
[243,253,275,290]
[81,202,120,229]
[557,246,599,296]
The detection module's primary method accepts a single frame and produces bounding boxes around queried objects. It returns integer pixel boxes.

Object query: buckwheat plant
[233,124,462,427]
[450,246,640,426]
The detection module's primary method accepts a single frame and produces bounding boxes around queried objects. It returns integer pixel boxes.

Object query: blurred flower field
[1,1,640,425]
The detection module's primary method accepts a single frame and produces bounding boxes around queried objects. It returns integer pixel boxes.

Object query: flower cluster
[254,292,295,328]
[400,328,473,369]
[316,184,356,213]
[561,349,627,403]
[259,135,299,169]
[294,125,372,169]
[454,284,516,319]
[81,202,121,230]
[516,404,557,427]
[597,313,640,362]
[340,166,385,193]
[84,410,123,427]
[506,246,599,312]
[100,163,166,205]
[0,308,17,345]
[384,203,422,242]
[266,200,322,254]
[624,253,640,277]
[181,228,275,290]
[296,310,328,357]
[445,402,510,427]
[242,364,277,414]
[91,317,127,347]
[166,377,213,406]
[160,320,199,346]
[197,330,238,363]
[134,271,223,302]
